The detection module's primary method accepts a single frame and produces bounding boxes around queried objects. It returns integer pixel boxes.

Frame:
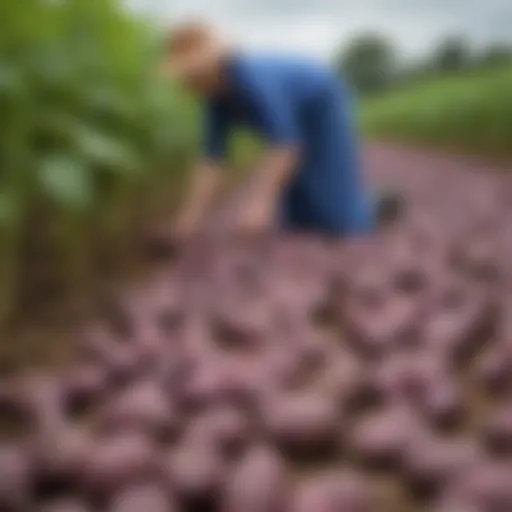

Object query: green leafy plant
[0,0,198,328]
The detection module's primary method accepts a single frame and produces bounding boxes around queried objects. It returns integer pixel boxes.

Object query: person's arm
[238,75,302,224]
[173,161,222,233]
[247,145,299,213]
[174,101,229,236]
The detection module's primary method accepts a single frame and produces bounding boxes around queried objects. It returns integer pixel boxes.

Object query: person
[162,21,396,241]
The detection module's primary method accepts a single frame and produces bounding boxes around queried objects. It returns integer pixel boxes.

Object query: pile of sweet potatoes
[1,163,511,511]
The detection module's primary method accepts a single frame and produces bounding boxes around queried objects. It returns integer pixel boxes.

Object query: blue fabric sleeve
[241,71,301,146]
[203,101,229,161]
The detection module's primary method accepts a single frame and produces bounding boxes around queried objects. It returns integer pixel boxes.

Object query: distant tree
[335,32,398,96]
[430,36,471,73]
[477,43,512,67]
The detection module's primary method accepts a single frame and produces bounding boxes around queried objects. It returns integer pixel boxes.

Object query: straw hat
[162,21,233,82]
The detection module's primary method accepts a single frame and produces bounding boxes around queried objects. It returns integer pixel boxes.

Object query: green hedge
[0,0,200,326]
[360,65,512,158]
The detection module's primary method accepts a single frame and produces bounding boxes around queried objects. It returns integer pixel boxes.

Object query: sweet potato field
[1,144,512,511]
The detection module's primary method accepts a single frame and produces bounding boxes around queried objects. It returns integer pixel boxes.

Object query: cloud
[126,0,512,60]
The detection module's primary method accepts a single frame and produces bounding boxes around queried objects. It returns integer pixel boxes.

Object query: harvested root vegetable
[351,406,419,470]
[62,364,108,416]
[481,407,512,456]
[446,461,512,511]
[95,379,178,442]
[185,405,251,459]
[0,443,33,511]
[223,445,289,512]
[401,434,481,498]
[78,433,161,500]
[38,498,91,512]
[166,439,226,510]
[107,483,177,512]
[261,390,340,460]
[290,470,372,512]
[421,377,465,432]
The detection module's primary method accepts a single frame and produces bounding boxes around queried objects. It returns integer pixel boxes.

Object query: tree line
[335,32,512,96]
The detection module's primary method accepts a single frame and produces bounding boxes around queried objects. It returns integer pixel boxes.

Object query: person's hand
[171,212,200,243]
[235,197,274,239]
[145,213,197,261]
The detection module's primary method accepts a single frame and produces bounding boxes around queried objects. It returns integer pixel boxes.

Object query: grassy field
[360,65,512,158]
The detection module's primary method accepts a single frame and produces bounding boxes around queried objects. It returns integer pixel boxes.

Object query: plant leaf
[39,154,93,211]
[74,125,139,172]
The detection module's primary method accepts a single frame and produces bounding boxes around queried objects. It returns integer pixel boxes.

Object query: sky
[125,0,512,62]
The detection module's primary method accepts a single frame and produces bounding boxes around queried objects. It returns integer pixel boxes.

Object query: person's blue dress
[203,52,375,236]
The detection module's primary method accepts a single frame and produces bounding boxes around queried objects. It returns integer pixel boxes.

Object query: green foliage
[476,44,512,68]
[360,65,512,158]
[0,0,198,326]
[336,32,398,96]
[430,36,471,73]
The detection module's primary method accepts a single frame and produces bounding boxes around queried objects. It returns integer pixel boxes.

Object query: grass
[360,65,512,158]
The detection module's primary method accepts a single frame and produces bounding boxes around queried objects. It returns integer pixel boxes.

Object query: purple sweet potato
[0,443,33,511]
[402,434,481,498]
[18,374,67,434]
[475,344,512,396]
[38,498,91,512]
[222,444,289,512]
[262,334,331,390]
[0,378,34,434]
[424,290,499,367]
[261,391,340,458]
[343,296,422,358]
[79,433,161,500]
[432,495,481,512]
[62,364,108,415]
[391,259,428,295]
[351,406,419,470]
[212,298,272,351]
[421,377,465,431]
[177,367,228,412]
[373,351,444,406]
[261,347,308,390]
[107,483,177,512]
[185,405,251,458]
[166,439,226,509]
[220,355,275,407]
[455,238,501,283]
[96,379,177,441]
[102,345,141,387]
[350,270,389,311]
[290,470,372,512]
[447,461,512,511]
[131,333,167,370]
[31,425,92,496]
[295,333,332,372]
[316,353,374,411]
[481,407,512,455]
[427,276,468,312]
